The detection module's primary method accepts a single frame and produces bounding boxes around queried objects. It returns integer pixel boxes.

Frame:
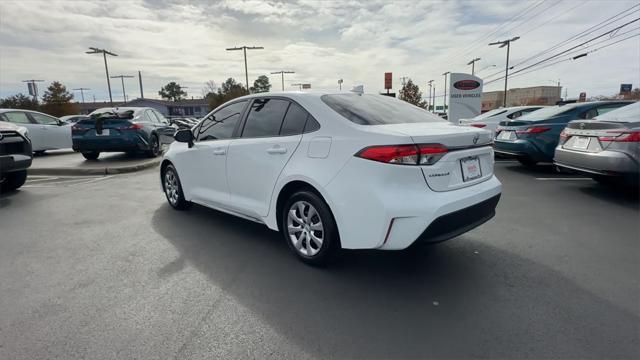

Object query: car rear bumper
[73,136,148,152]
[494,139,548,161]
[554,146,639,175]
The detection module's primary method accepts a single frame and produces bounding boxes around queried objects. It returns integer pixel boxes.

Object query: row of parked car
[461,101,639,185]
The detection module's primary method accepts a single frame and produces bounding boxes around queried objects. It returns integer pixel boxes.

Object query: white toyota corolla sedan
[160,92,502,265]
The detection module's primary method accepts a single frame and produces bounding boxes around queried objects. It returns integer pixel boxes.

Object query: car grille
[0,131,26,155]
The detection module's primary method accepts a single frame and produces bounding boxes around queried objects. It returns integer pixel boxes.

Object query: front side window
[242,98,290,138]
[144,110,158,123]
[197,100,247,141]
[30,112,59,125]
[153,110,169,124]
[321,94,443,125]
[3,112,31,124]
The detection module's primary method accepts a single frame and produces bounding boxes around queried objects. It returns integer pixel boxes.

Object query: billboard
[620,84,632,93]
[384,72,392,90]
[447,73,483,125]
[302,84,311,89]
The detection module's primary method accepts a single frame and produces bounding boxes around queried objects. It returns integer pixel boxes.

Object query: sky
[0,0,639,103]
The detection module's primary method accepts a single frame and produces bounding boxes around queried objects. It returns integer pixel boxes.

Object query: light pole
[110,75,134,102]
[489,36,519,107]
[86,47,118,106]
[442,71,450,115]
[338,79,343,91]
[270,70,295,91]
[467,57,481,75]
[291,83,303,91]
[22,79,44,102]
[226,46,264,92]
[427,80,434,112]
[73,88,90,104]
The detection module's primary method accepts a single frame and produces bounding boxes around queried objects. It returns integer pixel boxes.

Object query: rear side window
[507,111,522,119]
[321,94,443,125]
[597,104,626,116]
[3,112,31,124]
[197,101,247,141]
[280,102,308,136]
[242,98,290,138]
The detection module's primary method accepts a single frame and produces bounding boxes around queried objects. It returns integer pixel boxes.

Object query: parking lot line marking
[535,177,592,181]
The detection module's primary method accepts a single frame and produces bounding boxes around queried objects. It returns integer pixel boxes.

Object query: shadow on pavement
[151,203,639,359]
[577,183,640,210]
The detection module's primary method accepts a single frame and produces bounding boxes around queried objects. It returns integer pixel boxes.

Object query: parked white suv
[459,106,545,135]
[160,92,502,265]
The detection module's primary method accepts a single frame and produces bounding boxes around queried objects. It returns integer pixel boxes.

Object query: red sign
[384,72,392,90]
[453,80,480,91]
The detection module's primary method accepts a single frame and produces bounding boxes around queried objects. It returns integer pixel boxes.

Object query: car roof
[0,108,60,118]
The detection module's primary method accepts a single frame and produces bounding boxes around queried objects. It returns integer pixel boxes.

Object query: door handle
[266,146,287,155]
[213,148,226,155]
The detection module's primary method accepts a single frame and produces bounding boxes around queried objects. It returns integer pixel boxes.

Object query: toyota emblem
[472,134,479,144]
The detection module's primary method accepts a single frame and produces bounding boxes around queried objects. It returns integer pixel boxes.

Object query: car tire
[0,170,27,193]
[82,151,100,160]
[33,150,46,156]
[162,164,190,210]
[281,190,340,266]
[517,157,538,167]
[147,134,161,158]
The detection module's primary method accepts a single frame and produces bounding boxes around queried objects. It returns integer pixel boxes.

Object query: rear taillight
[356,144,448,165]
[559,129,569,141]
[71,126,85,134]
[117,123,144,130]
[470,123,486,128]
[516,126,551,135]
[598,130,640,142]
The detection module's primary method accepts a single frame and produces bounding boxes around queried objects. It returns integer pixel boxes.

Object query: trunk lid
[562,120,632,152]
[73,118,136,136]
[376,122,495,192]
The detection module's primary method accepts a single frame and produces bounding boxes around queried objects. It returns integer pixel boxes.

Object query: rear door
[28,112,71,149]
[148,109,175,144]
[226,98,305,217]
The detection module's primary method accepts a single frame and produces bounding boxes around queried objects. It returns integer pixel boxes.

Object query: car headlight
[17,126,30,140]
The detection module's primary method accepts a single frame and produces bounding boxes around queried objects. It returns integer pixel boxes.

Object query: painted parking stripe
[535,177,592,181]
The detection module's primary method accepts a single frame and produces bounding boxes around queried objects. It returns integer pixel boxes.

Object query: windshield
[519,104,578,120]
[471,108,508,120]
[594,102,639,122]
[321,94,444,125]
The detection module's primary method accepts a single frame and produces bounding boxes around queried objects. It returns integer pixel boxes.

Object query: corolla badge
[453,80,480,90]
[580,122,585,129]
[472,134,479,144]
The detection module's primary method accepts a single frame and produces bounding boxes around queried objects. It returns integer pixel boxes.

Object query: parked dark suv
[0,121,32,193]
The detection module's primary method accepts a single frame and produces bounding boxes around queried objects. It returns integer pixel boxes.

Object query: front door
[28,112,71,149]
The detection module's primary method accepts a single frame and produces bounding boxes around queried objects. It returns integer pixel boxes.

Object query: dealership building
[482,85,562,111]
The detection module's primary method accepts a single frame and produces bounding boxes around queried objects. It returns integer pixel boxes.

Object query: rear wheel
[281,191,340,265]
[162,164,190,210]
[0,170,27,193]
[517,157,538,167]
[82,151,100,160]
[147,134,161,157]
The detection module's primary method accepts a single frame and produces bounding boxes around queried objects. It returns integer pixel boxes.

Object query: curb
[28,157,161,176]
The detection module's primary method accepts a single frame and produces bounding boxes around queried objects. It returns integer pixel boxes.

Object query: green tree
[40,81,78,117]
[158,82,187,101]
[0,93,39,110]
[399,79,427,108]
[250,75,271,93]
[208,78,249,110]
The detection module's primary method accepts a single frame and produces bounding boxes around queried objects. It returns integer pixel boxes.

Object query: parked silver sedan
[554,101,639,185]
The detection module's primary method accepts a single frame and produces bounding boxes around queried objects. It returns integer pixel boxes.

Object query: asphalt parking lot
[0,162,638,359]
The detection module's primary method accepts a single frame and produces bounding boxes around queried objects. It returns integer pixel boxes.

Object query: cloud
[0,0,638,103]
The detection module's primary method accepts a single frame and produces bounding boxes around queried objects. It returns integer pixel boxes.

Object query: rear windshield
[519,104,579,120]
[594,102,639,122]
[321,94,444,125]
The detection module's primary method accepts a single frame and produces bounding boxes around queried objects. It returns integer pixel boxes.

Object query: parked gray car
[554,101,639,185]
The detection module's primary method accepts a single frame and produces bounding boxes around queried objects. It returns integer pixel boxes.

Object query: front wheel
[147,135,161,158]
[162,164,190,210]
[82,151,100,160]
[0,170,27,193]
[281,191,340,265]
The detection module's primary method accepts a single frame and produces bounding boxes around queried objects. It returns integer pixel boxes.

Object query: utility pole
[432,85,436,112]
[86,47,118,106]
[270,70,295,91]
[138,71,144,99]
[489,36,519,107]
[226,46,264,92]
[110,75,134,102]
[400,76,408,87]
[72,88,90,104]
[442,71,450,115]
[22,79,44,102]
[467,57,481,75]
[338,79,343,91]
[427,80,434,112]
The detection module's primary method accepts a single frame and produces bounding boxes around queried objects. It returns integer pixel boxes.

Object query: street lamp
[270,70,295,91]
[110,75,134,102]
[291,83,303,91]
[427,80,434,112]
[489,36,519,107]
[467,57,481,75]
[442,71,450,115]
[338,79,343,91]
[86,47,118,106]
[226,46,264,92]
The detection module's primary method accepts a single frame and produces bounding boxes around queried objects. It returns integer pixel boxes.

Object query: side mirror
[58,119,65,126]
[174,129,194,148]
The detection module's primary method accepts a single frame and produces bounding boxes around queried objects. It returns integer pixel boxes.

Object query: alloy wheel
[164,170,180,205]
[287,200,324,257]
